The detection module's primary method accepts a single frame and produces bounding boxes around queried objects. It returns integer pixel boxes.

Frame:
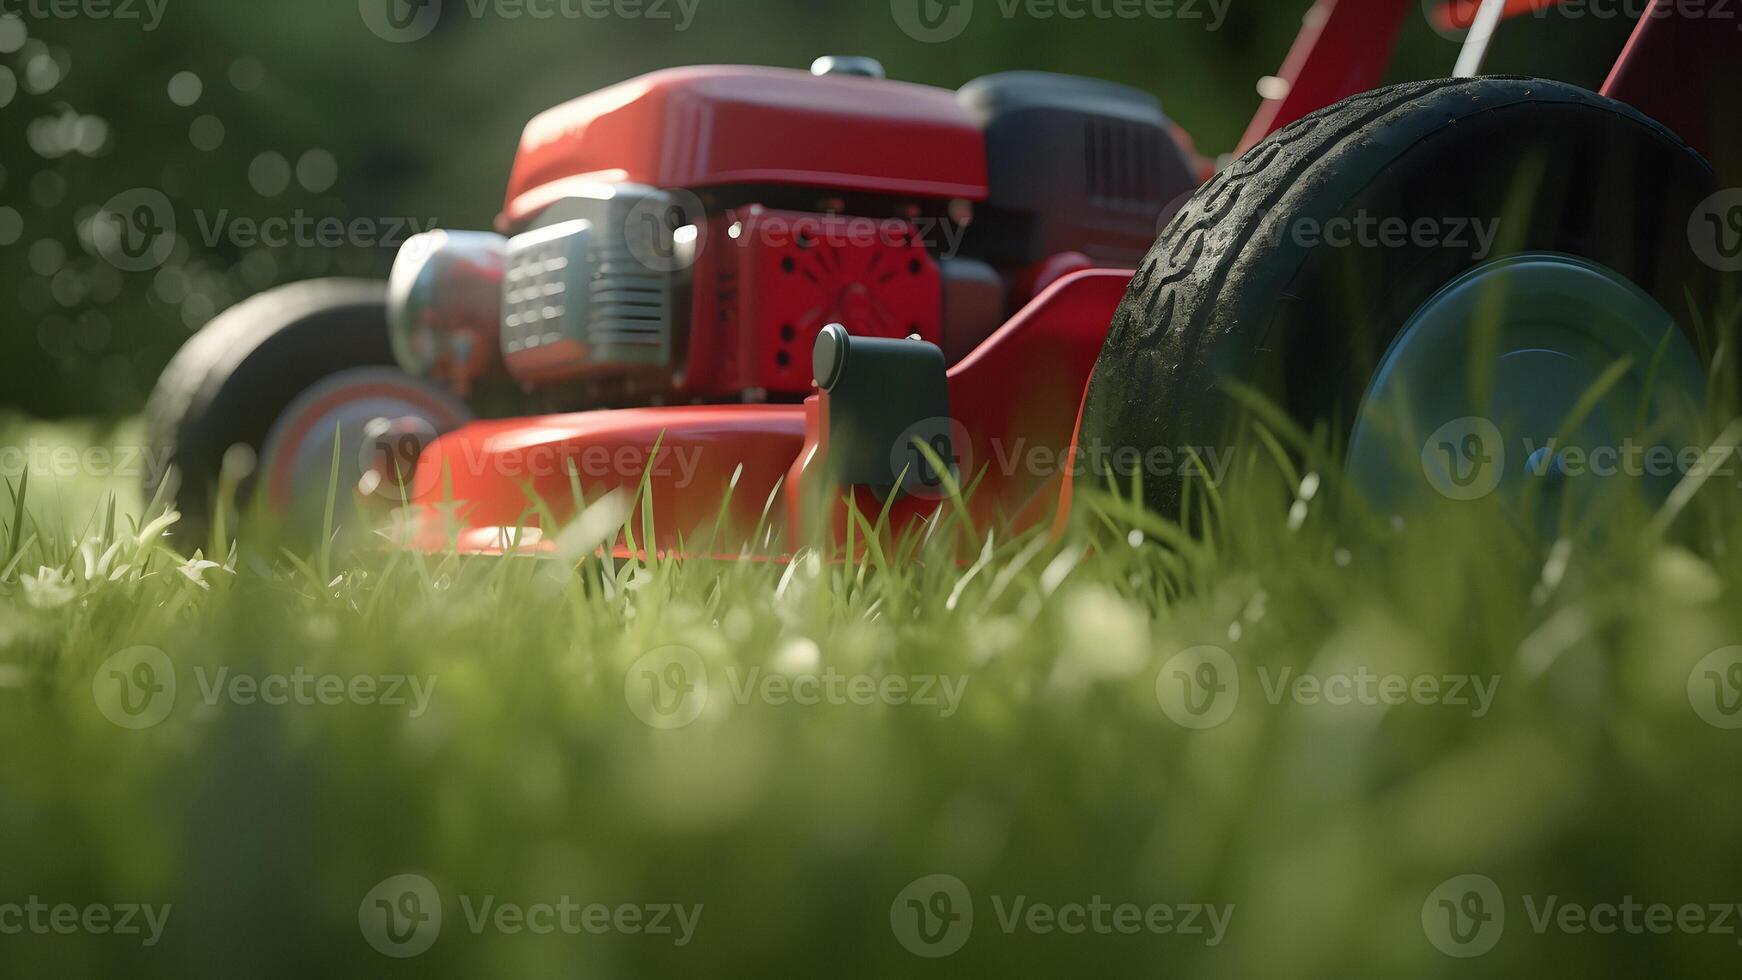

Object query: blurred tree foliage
[0,0,1634,418]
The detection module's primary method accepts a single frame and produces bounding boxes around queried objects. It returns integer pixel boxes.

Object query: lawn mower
[144,0,1740,555]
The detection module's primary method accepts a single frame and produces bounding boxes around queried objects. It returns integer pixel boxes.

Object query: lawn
[1,412,1740,977]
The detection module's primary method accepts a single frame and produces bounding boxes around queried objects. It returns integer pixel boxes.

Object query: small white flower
[175,550,226,590]
[1052,586,1150,688]
[21,566,76,609]
[771,637,821,676]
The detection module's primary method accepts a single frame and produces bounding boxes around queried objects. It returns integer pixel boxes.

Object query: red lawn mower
[145,0,1740,554]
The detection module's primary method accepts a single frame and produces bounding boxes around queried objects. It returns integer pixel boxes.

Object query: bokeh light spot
[296,149,338,193]
[76,115,108,155]
[24,50,61,94]
[154,266,190,304]
[229,55,264,92]
[168,70,202,107]
[0,15,25,54]
[248,152,291,197]
[28,238,66,276]
[190,114,225,151]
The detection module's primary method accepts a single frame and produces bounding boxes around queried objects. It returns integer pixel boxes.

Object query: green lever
[813,323,953,495]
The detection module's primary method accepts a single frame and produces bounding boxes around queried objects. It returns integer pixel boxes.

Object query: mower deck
[403,269,1135,556]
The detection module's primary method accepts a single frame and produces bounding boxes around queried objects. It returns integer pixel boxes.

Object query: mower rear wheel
[1080,77,1725,522]
[145,278,469,541]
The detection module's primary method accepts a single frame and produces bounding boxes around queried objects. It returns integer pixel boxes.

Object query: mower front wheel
[1082,76,1724,523]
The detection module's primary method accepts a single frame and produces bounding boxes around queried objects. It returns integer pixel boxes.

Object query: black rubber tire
[1080,76,1726,518]
[144,278,398,538]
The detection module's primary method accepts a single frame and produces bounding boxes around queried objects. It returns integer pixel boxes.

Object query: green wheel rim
[1345,252,1705,522]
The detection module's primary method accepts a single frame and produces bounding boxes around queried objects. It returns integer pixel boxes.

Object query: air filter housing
[500,186,682,386]
[957,71,1197,269]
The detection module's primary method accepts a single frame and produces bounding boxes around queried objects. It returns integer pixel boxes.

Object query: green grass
[2,411,1742,978]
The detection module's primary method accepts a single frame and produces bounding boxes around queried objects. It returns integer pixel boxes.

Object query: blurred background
[0,0,1639,420]
[6,6,1733,980]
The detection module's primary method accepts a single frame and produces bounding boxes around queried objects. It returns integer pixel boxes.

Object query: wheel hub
[259,368,472,529]
[1345,252,1705,524]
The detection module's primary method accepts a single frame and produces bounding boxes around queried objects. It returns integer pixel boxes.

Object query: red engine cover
[500,66,988,228]
[683,208,943,398]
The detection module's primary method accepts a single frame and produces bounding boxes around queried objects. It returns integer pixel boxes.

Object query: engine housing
[683,207,943,399]
[499,186,682,387]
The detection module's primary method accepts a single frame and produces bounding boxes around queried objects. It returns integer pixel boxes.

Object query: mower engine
[684,206,943,396]
[387,62,1197,411]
